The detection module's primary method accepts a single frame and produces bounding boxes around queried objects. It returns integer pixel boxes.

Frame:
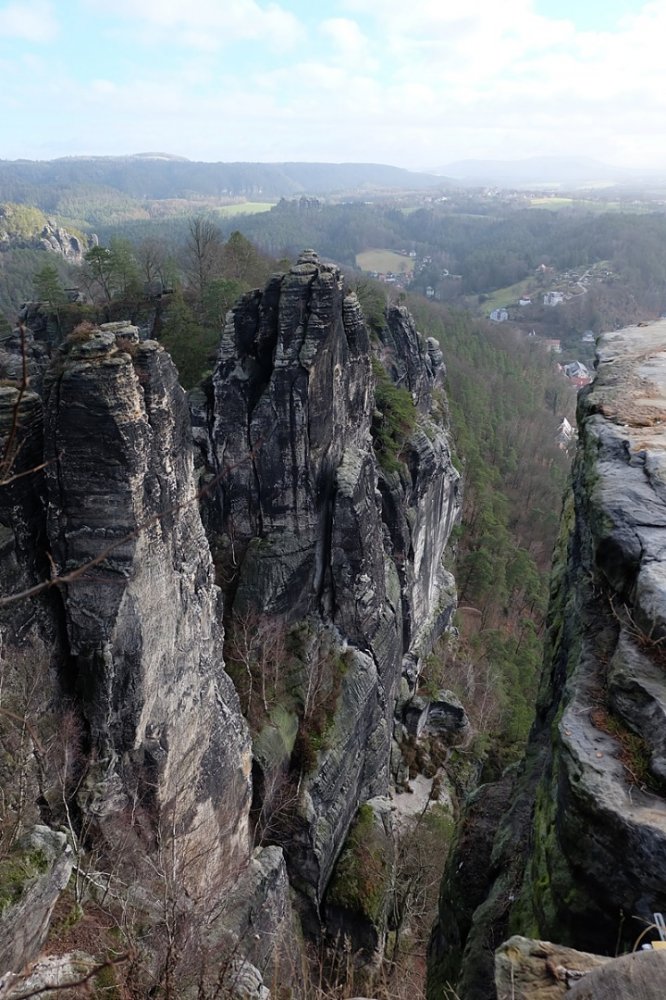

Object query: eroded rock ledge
[430,320,666,998]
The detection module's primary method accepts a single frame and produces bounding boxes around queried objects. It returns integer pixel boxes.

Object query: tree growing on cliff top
[82,239,140,306]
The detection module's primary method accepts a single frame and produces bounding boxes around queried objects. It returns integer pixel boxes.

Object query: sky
[1,0,665,170]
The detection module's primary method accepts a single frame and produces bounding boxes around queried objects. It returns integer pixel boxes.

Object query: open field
[529,197,575,210]
[214,202,275,217]
[481,278,534,312]
[529,196,652,214]
[356,248,415,274]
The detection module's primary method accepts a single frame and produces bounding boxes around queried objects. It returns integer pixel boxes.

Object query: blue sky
[1,0,664,169]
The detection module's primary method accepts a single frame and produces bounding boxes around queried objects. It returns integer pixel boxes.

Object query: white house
[564,361,590,379]
[544,291,564,306]
[489,308,509,322]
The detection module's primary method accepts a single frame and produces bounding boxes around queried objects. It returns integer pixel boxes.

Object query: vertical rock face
[376,308,459,675]
[0,346,66,838]
[0,827,73,976]
[433,320,666,998]
[1,252,460,980]
[208,252,376,622]
[0,329,51,624]
[43,330,252,874]
[203,251,460,909]
[516,322,666,949]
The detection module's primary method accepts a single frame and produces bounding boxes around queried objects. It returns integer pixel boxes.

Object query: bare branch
[0,456,58,488]
[0,441,264,608]
[0,706,46,756]
[2,953,130,1000]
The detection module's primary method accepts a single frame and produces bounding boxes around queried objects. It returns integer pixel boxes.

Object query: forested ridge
[5,182,666,340]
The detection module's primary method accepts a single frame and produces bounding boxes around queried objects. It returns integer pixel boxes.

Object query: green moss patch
[371,358,417,473]
[0,847,48,914]
[327,805,391,924]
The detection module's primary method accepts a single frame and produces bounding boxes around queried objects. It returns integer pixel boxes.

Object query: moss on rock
[0,847,48,914]
[327,804,392,925]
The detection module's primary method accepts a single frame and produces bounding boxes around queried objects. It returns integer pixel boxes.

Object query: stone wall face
[43,331,252,873]
[431,320,666,999]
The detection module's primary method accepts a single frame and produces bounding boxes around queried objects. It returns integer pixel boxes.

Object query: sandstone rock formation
[38,221,89,263]
[41,328,252,875]
[495,936,666,1000]
[431,319,666,998]
[0,827,73,976]
[0,251,460,989]
[199,250,460,931]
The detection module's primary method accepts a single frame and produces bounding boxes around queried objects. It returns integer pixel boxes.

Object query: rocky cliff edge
[430,319,666,999]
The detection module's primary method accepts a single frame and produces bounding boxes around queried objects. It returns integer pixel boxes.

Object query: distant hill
[435,156,666,190]
[0,156,445,205]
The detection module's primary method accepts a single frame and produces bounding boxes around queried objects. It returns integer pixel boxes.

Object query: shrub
[66,321,98,345]
[371,358,417,473]
[327,804,390,923]
[115,336,139,358]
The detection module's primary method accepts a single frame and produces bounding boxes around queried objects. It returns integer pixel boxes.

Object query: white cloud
[320,17,374,66]
[0,0,58,43]
[5,0,666,169]
[87,0,305,51]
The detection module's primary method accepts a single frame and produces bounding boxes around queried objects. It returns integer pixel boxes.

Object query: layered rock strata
[1,252,460,986]
[201,251,460,916]
[40,329,252,874]
[431,319,666,998]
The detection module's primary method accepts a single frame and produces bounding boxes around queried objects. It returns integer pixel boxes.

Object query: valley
[1,157,666,999]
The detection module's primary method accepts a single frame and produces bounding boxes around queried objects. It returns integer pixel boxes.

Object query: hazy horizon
[2,0,666,171]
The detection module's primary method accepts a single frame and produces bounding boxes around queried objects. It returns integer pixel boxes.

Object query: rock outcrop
[199,251,460,922]
[41,328,252,875]
[38,221,90,263]
[431,319,666,997]
[0,827,73,976]
[0,250,461,987]
[0,208,91,264]
[495,936,666,1000]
